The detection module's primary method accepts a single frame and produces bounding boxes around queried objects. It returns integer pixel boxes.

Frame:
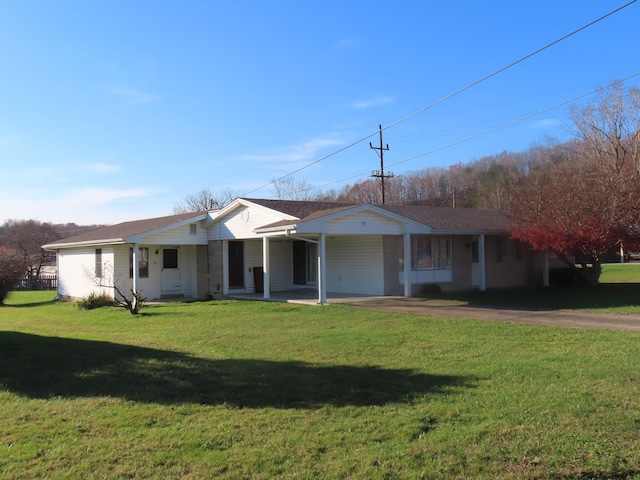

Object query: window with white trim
[399,236,452,271]
[129,247,149,278]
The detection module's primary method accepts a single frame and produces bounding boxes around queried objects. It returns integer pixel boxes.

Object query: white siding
[245,240,262,293]
[268,239,294,291]
[143,221,207,245]
[401,269,453,285]
[326,236,384,295]
[325,211,404,235]
[58,245,197,300]
[58,247,115,299]
[209,205,290,240]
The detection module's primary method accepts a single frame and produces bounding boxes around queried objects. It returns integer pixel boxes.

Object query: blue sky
[1,1,638,224]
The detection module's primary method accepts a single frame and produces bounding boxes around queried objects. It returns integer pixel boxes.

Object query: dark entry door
[293,241,306,285]
[229,241,244,288]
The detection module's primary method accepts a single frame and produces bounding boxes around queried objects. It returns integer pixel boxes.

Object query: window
[435,236,451,269]
[293,241,317,285]
[163,248,179,269]
[413,236,432,269]
[496,236,521,262]
[399,236,452,271]
[95,248,102,278]
[129,247,149,278]
[306,243,318,283]
[190,224,197,235]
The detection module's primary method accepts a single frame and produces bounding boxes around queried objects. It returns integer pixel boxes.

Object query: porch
[223,289,391,305]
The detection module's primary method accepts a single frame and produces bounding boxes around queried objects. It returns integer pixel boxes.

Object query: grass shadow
[2,299,59,308]
[423,283,640,312]
[0,332,474,408]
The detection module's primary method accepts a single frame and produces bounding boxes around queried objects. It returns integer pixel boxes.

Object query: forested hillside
[317,142,560,210]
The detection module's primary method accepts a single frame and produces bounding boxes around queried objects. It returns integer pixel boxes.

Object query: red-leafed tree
[509,82,640,285]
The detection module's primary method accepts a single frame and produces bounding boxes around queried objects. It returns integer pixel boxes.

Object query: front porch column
[132,243,140,295]
[403,233,411,297]
[262,237,270,299]
[478,234,486,291]
[318,233,327,305]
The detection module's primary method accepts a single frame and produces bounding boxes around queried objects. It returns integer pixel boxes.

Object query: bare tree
[0,247,29,304]
[173,188,239,214]
[4,220,60,279]
[569,80,640,174]
[271,177,319,201]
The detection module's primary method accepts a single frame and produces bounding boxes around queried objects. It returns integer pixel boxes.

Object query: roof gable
[242,198,357,219]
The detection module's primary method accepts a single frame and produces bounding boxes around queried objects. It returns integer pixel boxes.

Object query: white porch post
[478,234,487,292]
[132,243,140,295]
[403,233,411,297]
[542,250,550,287]
[318,233,327,305]
[262,237,270,299]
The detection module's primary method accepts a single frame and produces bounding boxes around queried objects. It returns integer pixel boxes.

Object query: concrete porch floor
[223,289,393,305]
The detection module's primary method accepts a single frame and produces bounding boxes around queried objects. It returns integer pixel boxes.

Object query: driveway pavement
[337,297,640,332]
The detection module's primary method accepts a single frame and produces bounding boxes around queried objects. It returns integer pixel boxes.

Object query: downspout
[263,237,270,299]
[478,234,486,292]
[318,233,327,305]
[132,243,140,296]
[403,233,411,297]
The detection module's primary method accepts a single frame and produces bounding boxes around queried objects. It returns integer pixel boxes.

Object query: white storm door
[161,248,181,294]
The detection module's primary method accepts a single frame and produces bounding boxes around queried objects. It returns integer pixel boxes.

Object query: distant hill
[0,222,106,248]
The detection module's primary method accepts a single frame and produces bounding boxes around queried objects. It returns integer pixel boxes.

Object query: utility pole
[370,124,394,204]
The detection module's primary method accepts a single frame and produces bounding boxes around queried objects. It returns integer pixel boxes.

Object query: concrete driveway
[336,297,640,332]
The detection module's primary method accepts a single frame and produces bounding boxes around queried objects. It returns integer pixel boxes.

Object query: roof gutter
[254,224,298,235]
[43,238,127,250]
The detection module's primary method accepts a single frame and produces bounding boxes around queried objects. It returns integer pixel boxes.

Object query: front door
[161,248,181,294]
[293,241,317,285]
[228,241,244,288]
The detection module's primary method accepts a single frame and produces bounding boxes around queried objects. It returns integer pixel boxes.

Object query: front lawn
[424,263,640,314]
[1,291,640,479]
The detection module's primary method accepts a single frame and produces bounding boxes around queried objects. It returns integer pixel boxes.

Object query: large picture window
[399,236,451,271]
[129,247,149,278]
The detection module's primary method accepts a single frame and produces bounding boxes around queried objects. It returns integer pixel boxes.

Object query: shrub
[77,292,115,310]
[549,267,585,286]
[0,247,28,305]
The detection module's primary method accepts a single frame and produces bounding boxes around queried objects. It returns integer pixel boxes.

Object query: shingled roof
[379,205,510,231]
[46,198,512,249]
[248,197,511,233]
[44,211,207,248]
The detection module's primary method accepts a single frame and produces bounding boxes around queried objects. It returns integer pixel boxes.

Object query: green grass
[2,291,640,478]
[600,262,640,283]
[421,263,640,314]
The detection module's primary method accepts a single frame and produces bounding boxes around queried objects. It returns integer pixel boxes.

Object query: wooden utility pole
[370,124,394,204]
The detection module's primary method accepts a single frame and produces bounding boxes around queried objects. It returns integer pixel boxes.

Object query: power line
[241,0,637,198]
[383,0,637,132]
[308,72,640,193]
